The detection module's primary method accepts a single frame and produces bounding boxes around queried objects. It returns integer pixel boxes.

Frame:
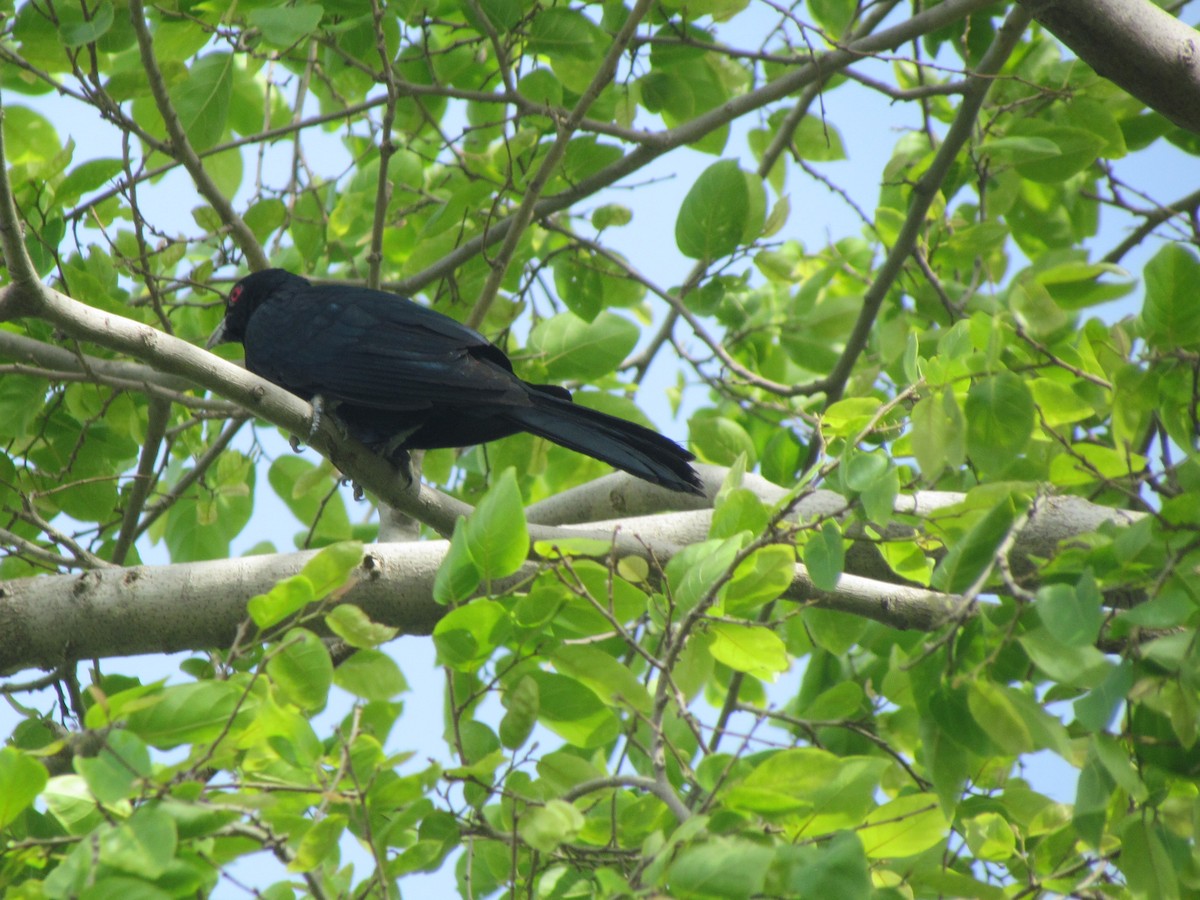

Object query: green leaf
[666,537,742,614]
[724,545,794,615]
[434,516,482,605]
[57,158,124,205]
[1092,733,1148,802]
[247,575,316,629]
[1119,818,1181,900]
[967,681,1033,755]
[123,681,247,749]
[964,372,1035,475]
[667,839,773,899]
[1049,442,1146,486]
[592,203,632,230]
[75,730,150,804]
[705,623,789,681]
[301,540,363,597]
[710,485,768,539]
[726,748,884,823]
[803,519,844,591]
[1034,577,1103,646]
[969,681,1069,757]
[930,494,1019,594]
[799,681,864,720]
[433,599,510,671]
[291,813,347,872]
[333,649,408,700]
[1007,123,1108,182]
[1019,628,1110,687]
[792,115,846,161]
[527,9,602,60]
[465,0,524,32]
[859,793,948,859]
[518,799,584,853]
[1074,660,1134,732]
[163,452,254,562]
[1142,243,1200,349]
[920,713,972,815]
[325,604,398,648]
[99,804,178,878]
[911,388,964,476]
[964,812,1017,862]
[248,4,325,47]
[689,416,756,466]
[170,53,233,151]
[802,607,868,656]
[465,469,528,581]
[529,311,639,381]
[1033,260,1133,310]
[553,251,605,321]
[58,0,114,47]
[267,628,334,710]
[2,106,61,167]
[1030,377,1094,426]
[533,536,618,558]
[550,644,653,713]
[0,746,48,828]
[500,676,539,749]
[979,135,1062,168]
[675,159,766,260]
[530,671,621,748]
[267,454,354,545]
[808,0,856,36]
[770,833,870,900]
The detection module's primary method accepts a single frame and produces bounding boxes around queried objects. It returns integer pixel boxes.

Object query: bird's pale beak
[205,320,229,350]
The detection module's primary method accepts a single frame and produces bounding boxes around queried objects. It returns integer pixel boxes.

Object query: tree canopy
[1,0,1199,896]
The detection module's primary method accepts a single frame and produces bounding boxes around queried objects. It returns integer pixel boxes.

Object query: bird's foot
[309,394,328,442]
[293,396,345,453]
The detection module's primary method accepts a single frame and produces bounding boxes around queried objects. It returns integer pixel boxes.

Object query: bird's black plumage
[208,269,703,494]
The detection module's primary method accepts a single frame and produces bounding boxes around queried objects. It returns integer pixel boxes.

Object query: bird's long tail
[511,394,704,495]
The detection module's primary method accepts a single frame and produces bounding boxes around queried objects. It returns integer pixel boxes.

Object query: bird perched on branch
[207,269,703,495]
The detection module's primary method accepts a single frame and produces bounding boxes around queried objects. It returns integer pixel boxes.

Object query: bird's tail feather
[512,395,704,495]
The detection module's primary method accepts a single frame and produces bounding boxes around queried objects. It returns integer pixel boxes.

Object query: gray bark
[1,483,1143,674]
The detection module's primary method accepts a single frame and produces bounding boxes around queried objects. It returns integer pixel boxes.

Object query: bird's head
[206,269,310,349]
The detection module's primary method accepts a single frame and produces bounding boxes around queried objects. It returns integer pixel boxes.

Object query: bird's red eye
[229,285,243,305]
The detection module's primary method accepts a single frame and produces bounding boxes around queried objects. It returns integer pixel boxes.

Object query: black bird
[207,269,703,494]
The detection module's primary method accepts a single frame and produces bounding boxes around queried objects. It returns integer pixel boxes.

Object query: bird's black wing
[243,284,529,412]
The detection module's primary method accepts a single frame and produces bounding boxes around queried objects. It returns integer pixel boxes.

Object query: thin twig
[128,0,269,270]
[465,0,657,330]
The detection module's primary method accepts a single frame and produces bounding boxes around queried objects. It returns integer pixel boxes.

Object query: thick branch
[0,480,1144,673]
[0,543,466,673]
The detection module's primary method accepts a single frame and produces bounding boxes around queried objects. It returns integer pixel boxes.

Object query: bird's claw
[289,434,304,453]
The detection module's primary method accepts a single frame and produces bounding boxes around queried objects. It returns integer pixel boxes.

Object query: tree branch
[0,329,241,413]
[803,4,1032,408]
[0,480,1145,673]
[465,0,656,330]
